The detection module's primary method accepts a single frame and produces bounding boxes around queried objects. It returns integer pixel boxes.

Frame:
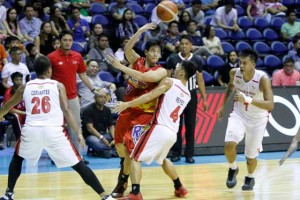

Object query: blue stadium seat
[229,30,246,41]
[90,3,107,15]
[108,2,117,12]
[264,55,282,70]
[205,9,215,16]
[253,41,271,54]
[238,16,254,29]
[99,71,116,83]
[127,3,144,15]
[207,55,225,70]
[144,3,156,17]
[235,41,252,52]
[30,72,37,80]
[221,41,235,54]
[256,57,264,69]
[71,42,85,54]
[263,28,280,42]
[202,70,215,86]
[235,5,245,16]
[215,28,229,40]
[270,17,286,30]
[282,0,295,7]
[254,17,270,30]
[134,15,148,27]
[246,28,263,42]
[204,16,213,26]
[91,14,110,27]
[271,41,288,56]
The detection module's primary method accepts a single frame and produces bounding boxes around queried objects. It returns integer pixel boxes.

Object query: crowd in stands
[0,0,299,150]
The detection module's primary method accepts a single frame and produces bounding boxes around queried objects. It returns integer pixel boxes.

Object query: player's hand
[234,91,246,103]
[78,133,86,148]
[202,101,208,112]
[101,137,111,147]
[139,23,157,32]
[109,140,115,148]
[113,102,129,114]
[217,106,225,121]
[279,138,299,165]
[106,55,122,69]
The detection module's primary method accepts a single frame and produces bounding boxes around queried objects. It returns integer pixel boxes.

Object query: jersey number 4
[170,106,180,123]
[31,96,51,114]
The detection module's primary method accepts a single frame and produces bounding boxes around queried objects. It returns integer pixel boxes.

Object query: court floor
[0,147,299,200]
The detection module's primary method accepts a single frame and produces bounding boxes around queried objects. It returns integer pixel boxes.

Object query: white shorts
[130,124,176,165]
[16,126,81,168]
[224,111,269,158]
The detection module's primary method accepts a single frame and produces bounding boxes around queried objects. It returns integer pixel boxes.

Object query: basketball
[156,1,178,22]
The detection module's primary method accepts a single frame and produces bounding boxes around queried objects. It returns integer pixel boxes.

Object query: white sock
[247,173,254,178]
[229,162,237,170]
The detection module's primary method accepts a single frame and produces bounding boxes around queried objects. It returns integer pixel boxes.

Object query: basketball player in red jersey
[108,23,168,199]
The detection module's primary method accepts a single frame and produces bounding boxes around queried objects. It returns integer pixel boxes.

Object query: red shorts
[114,108,153,152]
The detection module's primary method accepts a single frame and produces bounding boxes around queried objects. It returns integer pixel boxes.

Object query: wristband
[99,135,104,139]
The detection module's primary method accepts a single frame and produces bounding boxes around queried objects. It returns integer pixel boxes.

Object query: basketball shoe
[174,186,188,197]
[118,192,143,200]
[226,167,239,188]
[0,190,14,200]
[101,194,116,200]
[111,181,128,198]
[242,176,255,190]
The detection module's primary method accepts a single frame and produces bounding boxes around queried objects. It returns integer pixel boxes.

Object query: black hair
[168,20,179,28]
[86,59,99,66]
[283,57,295,65]
[34,56,51,76]
[203,25,213,38]
[292,36,300,44]
[11,71,23,80]
[97,33,108,41]
[181,60,196,80]
[239,49,258,63]
[180,35,193,43]
[24,4,34,12]
[145,39,161,51]
[26,43,35,53]
[59,30,73,40]
[191,0,202,5]
[286,9,296,17]
[227,50,238,63]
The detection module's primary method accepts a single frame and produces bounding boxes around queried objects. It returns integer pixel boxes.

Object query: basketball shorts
[225,111,269,158]
[131,124,177,165]
[16,126,81,168]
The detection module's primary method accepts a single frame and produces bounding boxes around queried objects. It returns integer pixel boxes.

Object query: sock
[229,162,237,170]
[8,153,24,192]
[173,178,182,190]
[72,161,105,194]
[247,173,254,178]
[131,184,140,195]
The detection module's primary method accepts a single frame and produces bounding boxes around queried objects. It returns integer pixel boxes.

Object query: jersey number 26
[31,96,51,114]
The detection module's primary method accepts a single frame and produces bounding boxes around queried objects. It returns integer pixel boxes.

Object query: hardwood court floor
[0,155,300,200]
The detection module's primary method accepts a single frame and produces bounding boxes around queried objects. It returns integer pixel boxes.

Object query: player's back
[153,79,191,132]
[23,78,64,127]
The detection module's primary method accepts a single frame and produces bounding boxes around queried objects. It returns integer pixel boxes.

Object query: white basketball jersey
[233,69,269,118]
[23,79,64,127]
[153,79,191,132]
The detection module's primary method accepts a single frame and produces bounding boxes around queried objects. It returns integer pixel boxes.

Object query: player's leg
[242,117,268,191]
[171,114,184,162]
[224,113,246,188]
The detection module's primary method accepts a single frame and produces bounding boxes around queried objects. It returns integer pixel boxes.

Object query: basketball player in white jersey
[113,60,196,199]
[217,49,274,191]
[0,56,115,200]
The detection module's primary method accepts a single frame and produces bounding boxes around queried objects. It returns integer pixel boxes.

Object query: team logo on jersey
[132,125,150,144]
[128,77,148,89]
[72,61,78,65]
[58,61,63,65]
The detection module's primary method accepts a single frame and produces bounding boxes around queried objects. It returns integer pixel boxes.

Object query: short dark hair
[292,35,300,44]
[181,60,196,80]
[59,30,73,40]
[26,43,35,53]
[180,35,193,43]
[283,57,294,65]
[286,9,296,17]
[191,0,202,5]
[97,33,108,41]
[34,56,51,76]
[11,71,23,80]
[145,39,161,51]
[86,59,99,66]
[239,49,258,63]
[10,46,21,55]
[6,36,19,46]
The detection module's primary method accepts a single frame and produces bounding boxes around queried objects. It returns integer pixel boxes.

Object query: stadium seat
[202,70,215,86]
[264,55,282,70]
[229,30,246,42]
[207,55,225,70]
[215,28,229,41]
[254,17,270,30]
[204,16,213,26]
[246,28,263,42]
[253,41,271,55]
[90,3,107,15]
[271,41,288,56]
[205,9,215,16]
[256,57,264,69]
[221,41,235,54]
[235,41,252,52]
[127,2,144,15]
[263,28,280,42]
[108,2,117,12]
[282,0,295,7]
[270,17,286,30]
[135,15,148,27]
[235,5,245,16]
[30,72,37,80]
[71,42,85,54]
[238,16,254,29]
[91,14,110,27]
[99,71,116,83]
[144,3,156,17]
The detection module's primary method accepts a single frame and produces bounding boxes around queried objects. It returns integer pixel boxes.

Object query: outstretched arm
[114,77,172,113]
[279,127,300,165]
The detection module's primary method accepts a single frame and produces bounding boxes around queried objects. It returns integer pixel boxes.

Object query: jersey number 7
[31,96,51,114]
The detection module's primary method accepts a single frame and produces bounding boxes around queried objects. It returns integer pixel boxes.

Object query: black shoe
[226,168,239,188]
[0,189,14,200]
[242,176,255,190]
[111,181,128,198]
[171,156,181,162]
[185,157,195,163]
[82,158,89,165]
[101,194,115,200]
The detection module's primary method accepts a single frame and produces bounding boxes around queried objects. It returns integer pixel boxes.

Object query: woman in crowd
[3,8,24,42]
[202,25,224,56]
[49,6,70,37]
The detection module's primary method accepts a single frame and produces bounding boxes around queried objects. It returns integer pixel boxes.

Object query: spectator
[202,0,219,11]
[210,0,240,32]
[110,0,134,24]
[171,0,185,15]
[143,26,164,44]
[70,0,92,23]
[181,19,201,36]
[0,43,7,71]
[19,4,42,48]
[27,0,52,21]
[162,21,181,60]
[202,25,224,56]
[67,6,90,47]
[48,30,97,164]
[52,37,60,50]
[288,36,300,71]
[247,0,271,23]
[54,0,71,11]
[88,23,104,50]
[49,6,70,37]
[82,89,115,156]
[25,43,39,72]
[115,37,130,66]
[265,0,287,16]
[217,50,239,86]
[2,47,30,89]
[2,72,26,142]
[3,8,25,42]
[77,59,116,108]
[117,9,139,39]
[272,57,300,86]
[5,36,26,64]
[185,0,205,30]
[178,11,193,34]
[87,34,117,75]
[14,0,26,15]
[0,0,6,23]
[281,9,300,41]
[36,22,56,55]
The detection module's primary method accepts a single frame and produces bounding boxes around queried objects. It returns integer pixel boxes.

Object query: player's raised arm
[114,77,172,113]
[0,84,25,120]
[124,23,157,65]
[279,127,300,165]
